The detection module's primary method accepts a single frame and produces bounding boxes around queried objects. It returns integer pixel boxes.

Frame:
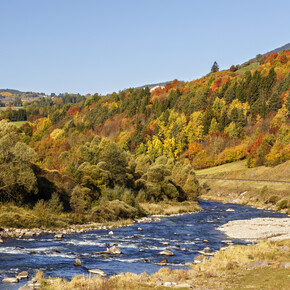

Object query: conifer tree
[268,91,282,112]
[211,61,219,73]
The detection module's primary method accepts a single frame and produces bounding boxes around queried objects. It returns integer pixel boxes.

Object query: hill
[263,43,290,56]
[0,47,289,228]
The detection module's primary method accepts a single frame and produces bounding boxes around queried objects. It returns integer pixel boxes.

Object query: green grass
[195,160,290,181]
[236,62,259,74]
[11,121,29,127]
[196,161,290,213]
[0,106,23,111]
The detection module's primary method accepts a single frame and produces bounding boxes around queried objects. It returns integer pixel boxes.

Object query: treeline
[20,49,290,171]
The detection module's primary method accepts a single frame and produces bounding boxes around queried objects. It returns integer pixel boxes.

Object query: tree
[211,61,219,73]
[0,121,38,202]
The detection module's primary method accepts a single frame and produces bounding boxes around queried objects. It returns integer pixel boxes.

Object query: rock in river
[2,277,19,283]
[88,269,107,277]
[54,233,64,239]
[15,271,29,280]
[74,257,82,266]
[157,250,174,256]
[107,245,122,255]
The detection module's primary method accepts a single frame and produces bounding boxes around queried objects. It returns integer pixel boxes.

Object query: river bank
[20,239,290,290]
[0,201,200,240]
[1,200,288,289]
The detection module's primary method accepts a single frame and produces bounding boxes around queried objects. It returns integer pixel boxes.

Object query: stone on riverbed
[0,237,3,243]
[54,233,64,239]
[157,250,174,256]
[2,277,19,283]
[88,269,107,277]
[74,257,82,266]
[15,271,29,280]
[226,208,235,212]
[107,245,122,255]
[137,227,143,231]
[108,231,114,235]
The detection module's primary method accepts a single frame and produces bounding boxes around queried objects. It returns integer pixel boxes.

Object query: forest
[0,49,289,228]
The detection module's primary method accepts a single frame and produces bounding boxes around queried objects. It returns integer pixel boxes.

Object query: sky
[0,0,289,95]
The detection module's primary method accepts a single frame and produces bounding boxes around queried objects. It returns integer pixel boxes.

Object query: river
[0,200,288,289]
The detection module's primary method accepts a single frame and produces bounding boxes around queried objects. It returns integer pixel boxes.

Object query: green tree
[211,61,219,73]
[0,121,38,202]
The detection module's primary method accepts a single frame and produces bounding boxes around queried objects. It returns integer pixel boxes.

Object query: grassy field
[195,160,290,181]
[0,106,23,111]
[236,62,259,74]
[196,161,290,213]
[11,121,29,127]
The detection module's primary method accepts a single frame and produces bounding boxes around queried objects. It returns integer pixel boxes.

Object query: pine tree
[211,61,219,73]
[268,91,282,112]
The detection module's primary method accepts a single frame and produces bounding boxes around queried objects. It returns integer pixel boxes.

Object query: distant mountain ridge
[262,43,290,56]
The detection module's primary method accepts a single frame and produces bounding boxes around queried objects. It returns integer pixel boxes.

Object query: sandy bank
[217,217,290,241]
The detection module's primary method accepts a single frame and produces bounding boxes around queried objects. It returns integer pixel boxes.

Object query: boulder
[164,281,176,287]
[161,242,170,246]
[15,271,29,280]
[54,233,64,239]
[157,250,174,256]
[108,231,114,235]
[0,237,3,243]
[28,278,41,288]
[203,247,211,253]
[160,259,168,264]
[74,258,82,266]
[280,262,290,268]
[203,239,209,243]
[88,269,107,277]
[107,245,122,255]
[226,208,235,212]
[139,249,145,252]
[2,277,19,283]
[137,227,143,231]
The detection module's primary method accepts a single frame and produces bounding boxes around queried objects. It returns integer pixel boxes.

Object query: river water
[0,200,288,289]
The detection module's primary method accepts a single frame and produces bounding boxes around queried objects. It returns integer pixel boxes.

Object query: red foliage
[269,126,280,135]
[263,52,278,63]
[28,114,44,122]
[229,65,236,72]
[248,134,263,158]
[211,78,223,91]
[279,54,288,64]
[66,106,79,116]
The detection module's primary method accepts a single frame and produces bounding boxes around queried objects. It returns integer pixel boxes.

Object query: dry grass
[37,239,290,290]
[195,160,290,181]
[140,201,200,216]
[196,161,290,213]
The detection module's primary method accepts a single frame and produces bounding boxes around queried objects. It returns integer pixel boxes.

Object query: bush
[91,200,138,221]
[267,195,279,204]
[276,199,289,210]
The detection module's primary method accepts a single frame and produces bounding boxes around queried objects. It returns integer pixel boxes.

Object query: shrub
[91,200,138,221]
[276,199,289,210]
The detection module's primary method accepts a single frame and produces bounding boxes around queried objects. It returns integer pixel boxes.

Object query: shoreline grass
[30,239,290,290]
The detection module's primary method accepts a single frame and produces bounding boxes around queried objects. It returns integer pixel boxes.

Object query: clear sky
[0,0,289,95]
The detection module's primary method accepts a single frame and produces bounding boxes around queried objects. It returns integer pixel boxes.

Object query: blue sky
[0,0,289,95]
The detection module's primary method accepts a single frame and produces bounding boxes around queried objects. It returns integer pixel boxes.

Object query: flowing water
[0,200,288,289]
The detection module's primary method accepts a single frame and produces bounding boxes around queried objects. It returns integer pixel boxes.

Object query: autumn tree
[0,121,38,202]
